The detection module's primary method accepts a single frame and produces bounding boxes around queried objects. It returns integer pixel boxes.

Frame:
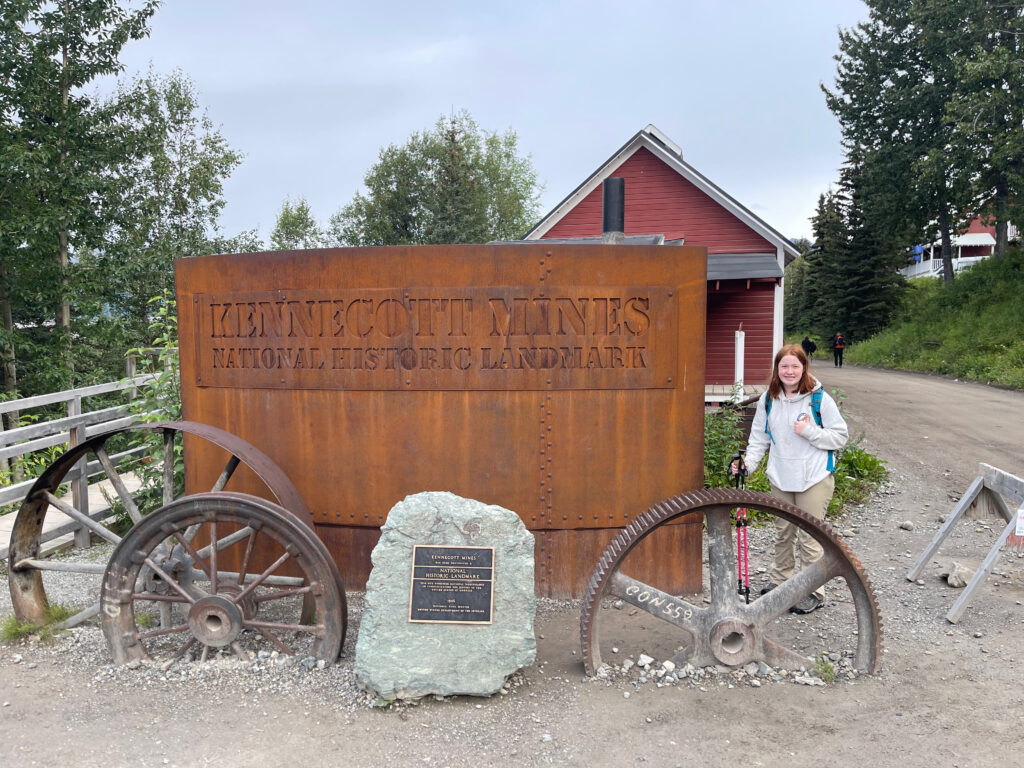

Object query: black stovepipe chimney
[602,177,625,240]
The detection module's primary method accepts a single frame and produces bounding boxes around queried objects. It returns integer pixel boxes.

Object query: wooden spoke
[195,526,254,558]
[245,620,322,635]
[237,527,258,585]
[231,641,251,662]
[137,623,192,640]
[130,592,189,603]
[142,557,197,605]
[233,550,293,604]
[14,558,105,574]
[162,429,176,506]
[41,491,121,545]
[95,446,142,524]
[168,637,197,666]
[55,602,101,630]
[255,627,295,655]
[171,530,214,582]
[209,520,218,594]
[252,585,313,603]
[211,455,241,493]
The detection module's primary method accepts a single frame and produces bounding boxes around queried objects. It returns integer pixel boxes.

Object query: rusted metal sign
[176,244,707,598]
[193,286,676,391]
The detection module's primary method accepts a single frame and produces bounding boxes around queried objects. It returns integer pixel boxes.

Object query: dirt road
[823,364,1024,491]
[3,365,1024,768]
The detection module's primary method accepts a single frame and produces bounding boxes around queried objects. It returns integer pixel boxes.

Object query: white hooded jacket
[743,378,849,493]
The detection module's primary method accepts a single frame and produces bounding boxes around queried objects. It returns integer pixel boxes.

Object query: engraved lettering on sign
[195,287,677,391]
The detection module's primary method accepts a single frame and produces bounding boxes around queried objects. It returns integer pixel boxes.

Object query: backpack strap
[763,393,776,445]
[810,390,835,472]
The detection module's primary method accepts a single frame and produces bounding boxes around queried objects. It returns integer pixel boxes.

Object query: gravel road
[2,363,1024,768]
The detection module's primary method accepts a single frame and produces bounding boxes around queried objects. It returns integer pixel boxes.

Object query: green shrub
[704,388,887,518]
[830,440,887,515]
[849,247,1024,389]
[814,656,837,684]
[0,602,73,644]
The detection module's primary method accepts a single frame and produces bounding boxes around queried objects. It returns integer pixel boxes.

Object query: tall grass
[848,247,1024,389]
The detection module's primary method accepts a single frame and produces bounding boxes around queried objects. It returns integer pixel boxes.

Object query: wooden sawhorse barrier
[907,463,1024,624]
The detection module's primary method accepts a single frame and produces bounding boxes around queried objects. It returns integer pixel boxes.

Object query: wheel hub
[187,594,243,647]
[709,618,758,666]
[215,583,258,620]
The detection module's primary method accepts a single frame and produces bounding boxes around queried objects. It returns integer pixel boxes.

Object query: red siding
[542,147,775,253]
[965,216,995,236]
[540,146,780,386]
[706,283,775,385]
[961,246,990,259]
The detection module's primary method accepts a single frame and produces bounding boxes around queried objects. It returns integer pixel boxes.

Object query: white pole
[733,330,745,402]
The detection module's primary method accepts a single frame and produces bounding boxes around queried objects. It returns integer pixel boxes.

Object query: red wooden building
[522,125,800,397]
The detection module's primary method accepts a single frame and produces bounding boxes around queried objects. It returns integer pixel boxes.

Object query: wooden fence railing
[0,373,159,556]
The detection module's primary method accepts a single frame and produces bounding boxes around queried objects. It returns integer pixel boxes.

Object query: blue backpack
[763,390,835,472]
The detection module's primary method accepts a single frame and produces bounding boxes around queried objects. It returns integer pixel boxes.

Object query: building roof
[708,253,784,281]
[954,233,996,247]
[492,234,668,246]
[522,124,801,264]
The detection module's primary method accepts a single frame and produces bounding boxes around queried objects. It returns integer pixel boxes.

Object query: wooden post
[0,411,8,479]
[732,330,745,402]
[126,353,137,399]
[946,508,1023,624]
[906,475,984,581]
[67,395,91,549]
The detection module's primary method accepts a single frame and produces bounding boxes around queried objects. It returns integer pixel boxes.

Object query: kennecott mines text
[206,295,652,340]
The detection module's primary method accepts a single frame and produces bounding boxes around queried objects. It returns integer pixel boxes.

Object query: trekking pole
[732,451,751,604]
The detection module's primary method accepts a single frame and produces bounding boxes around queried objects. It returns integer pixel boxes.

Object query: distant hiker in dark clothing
[831,333,846,367]
[801,336,817,357]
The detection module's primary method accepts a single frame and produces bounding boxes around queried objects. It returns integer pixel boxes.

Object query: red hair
[766,344,815,400]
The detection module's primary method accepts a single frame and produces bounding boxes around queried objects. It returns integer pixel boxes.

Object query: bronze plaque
[176,244,707,597]
[193,286,676,391]
[408,545,494,624]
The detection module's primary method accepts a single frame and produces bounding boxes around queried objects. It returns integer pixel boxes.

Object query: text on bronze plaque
[408,545,494,624]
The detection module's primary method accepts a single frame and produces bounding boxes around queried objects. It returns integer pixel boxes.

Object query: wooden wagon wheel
[7,421,316,630]
[101,492,345,665]
[580,488,883,676]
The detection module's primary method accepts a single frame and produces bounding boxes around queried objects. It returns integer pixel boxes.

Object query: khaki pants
[768,474,835,600]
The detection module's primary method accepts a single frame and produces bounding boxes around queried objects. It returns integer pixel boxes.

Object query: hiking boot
[790,595,824,614]
[759,583,778,596]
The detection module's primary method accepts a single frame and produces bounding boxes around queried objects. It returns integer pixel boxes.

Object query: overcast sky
[111,0,870,245]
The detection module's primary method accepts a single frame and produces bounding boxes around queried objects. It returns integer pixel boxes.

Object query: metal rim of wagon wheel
[100,492,345,666]
[580,488,883,676]
[7,420,316,630]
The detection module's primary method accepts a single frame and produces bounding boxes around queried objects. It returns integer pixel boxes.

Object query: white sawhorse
[906,463,1024,624]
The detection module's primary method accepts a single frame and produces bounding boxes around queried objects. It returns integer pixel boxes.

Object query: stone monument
[354,492,536,700]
